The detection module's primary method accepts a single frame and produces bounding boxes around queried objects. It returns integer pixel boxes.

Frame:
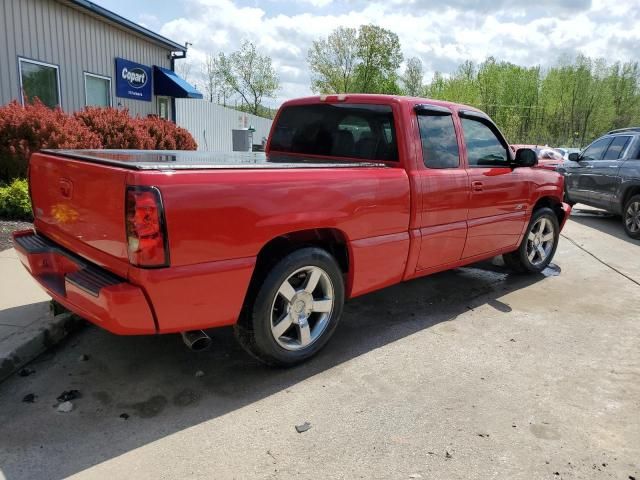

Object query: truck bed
[43,149,388,170]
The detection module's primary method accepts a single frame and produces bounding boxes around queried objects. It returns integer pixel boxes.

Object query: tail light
[125,186,169,267]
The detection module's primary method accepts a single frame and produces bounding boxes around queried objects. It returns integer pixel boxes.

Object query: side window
[581,137,612,161]
[417,114,459,168]
[603,136,631,160]
[461,117,509,167]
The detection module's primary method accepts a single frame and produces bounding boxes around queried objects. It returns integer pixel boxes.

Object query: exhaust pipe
[181,330,212,352]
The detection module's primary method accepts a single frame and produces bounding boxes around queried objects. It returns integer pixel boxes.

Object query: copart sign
[115,58,152,102]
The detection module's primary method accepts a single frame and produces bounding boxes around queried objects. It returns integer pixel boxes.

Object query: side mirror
[514,148,537,168]
[568,152,580,161]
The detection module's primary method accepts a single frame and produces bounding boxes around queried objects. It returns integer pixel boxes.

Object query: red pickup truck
[14,94,570,366]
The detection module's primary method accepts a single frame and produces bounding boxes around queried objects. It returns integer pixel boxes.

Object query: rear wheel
[234,247,344,367]
[623,194,640,239]
[504,207,560,273]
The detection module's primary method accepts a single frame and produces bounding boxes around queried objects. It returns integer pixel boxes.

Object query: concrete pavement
[0,248,82,381]
[562,204,640,282]
[0,209,638,479]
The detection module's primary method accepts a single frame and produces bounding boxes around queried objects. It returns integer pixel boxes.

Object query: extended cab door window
[269,103,398,161]
[417,113,460,168]
[460,117,510,167]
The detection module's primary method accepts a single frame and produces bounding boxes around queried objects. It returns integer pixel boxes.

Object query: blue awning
[153,66,203,99]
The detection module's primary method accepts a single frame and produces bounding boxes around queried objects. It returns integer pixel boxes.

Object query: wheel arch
[621,184,640,211]
[533,196,566,226]
[238,228,352,328]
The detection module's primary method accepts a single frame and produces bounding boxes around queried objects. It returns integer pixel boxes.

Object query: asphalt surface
[0,208,638,480]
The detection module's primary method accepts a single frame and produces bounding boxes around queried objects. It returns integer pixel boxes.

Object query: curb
[0,305,85,382]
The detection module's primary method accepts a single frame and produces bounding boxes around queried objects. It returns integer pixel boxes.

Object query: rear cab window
[269,103,398,162]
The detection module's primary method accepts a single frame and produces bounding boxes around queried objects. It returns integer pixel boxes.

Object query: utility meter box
[232,129,253,152]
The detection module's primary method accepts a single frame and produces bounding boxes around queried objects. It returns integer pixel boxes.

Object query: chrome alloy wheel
[625,200,640,234]
[270,266,334,351]
[526,217,555,266]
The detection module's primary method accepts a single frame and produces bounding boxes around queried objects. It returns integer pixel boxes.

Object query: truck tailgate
[29,152,130,277]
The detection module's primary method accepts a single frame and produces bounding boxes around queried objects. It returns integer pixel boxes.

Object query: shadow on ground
[570,207,640,245]
[0,260,552,479]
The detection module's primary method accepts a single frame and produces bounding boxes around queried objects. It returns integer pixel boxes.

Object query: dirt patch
[0,219,33,251]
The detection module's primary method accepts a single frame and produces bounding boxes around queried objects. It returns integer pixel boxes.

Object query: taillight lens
[125,186,169,267]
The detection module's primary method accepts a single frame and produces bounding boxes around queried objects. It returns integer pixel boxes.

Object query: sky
[97,0,640,107]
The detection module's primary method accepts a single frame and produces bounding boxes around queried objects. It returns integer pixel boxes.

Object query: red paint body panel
[128,257,256,333]
[128,167,411,267]
[17,94,570,337]
[349,232,410,297]
[12,230,155,334]
[29,154,130,278]
[463,167,530,257]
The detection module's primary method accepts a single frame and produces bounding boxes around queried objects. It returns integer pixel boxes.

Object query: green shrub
[0,178,32,220]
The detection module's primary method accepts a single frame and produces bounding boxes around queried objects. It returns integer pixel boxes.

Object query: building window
[19,58,61,108]
[84,73,112,107]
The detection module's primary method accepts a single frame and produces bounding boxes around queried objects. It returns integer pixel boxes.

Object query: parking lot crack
[561,233,640,288]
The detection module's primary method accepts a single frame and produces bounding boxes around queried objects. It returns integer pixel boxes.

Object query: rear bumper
[12,230,156,335]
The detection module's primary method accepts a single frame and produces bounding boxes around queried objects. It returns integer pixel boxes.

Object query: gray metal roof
[60,0,186,52]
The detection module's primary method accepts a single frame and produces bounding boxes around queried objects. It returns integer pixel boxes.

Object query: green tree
[308,24,403,94]
[203,53,234,105]
[607,61,640,129]
[308,27,359,93]
[423,55,640,146]
[401,57,424,96]
[353,24,403,93]
[212,41,279,115]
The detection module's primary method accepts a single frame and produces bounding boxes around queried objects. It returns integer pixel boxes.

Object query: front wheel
[234,247,345,367]
[504,207,560,273]
[623,195,640,239]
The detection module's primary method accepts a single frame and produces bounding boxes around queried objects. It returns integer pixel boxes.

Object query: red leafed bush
[139,116,197,150]
[0,101,198,184]
[74,107,154,149]
[0,100,101,181]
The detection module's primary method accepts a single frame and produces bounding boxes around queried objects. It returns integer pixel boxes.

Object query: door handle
[472,181,484,191]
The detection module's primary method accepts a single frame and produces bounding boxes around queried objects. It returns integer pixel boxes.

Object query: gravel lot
[0,220,33,251]
[0,209,638,480]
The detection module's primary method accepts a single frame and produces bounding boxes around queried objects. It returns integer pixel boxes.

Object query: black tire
[622,194,640,239]
[234,247,345,367]
[504,207,560,273]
